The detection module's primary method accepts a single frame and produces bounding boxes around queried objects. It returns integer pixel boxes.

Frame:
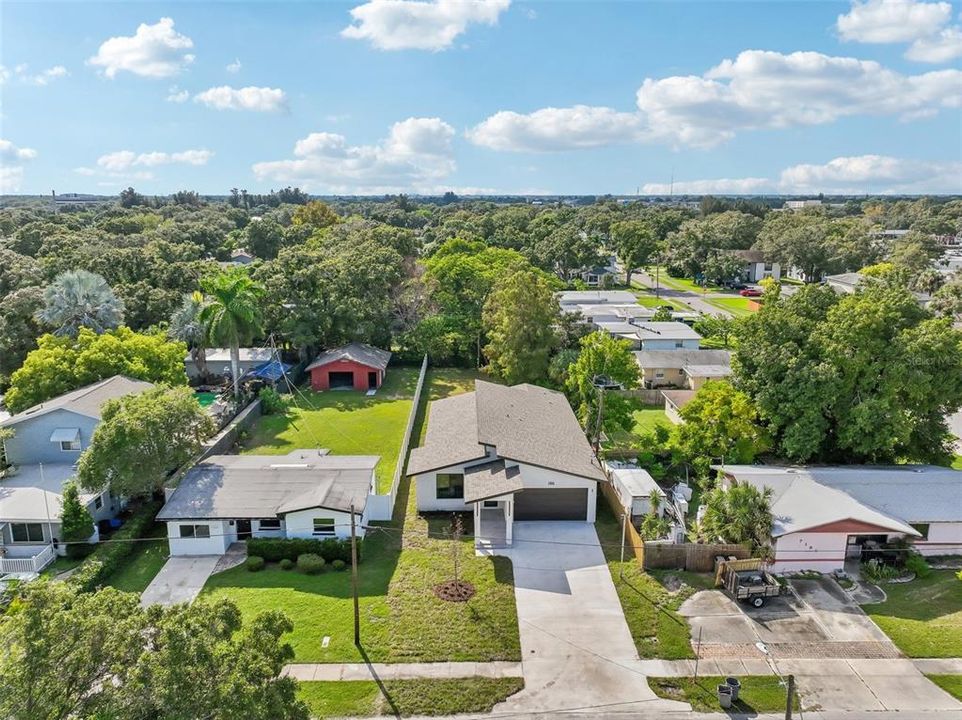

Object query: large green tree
[4,327,188,413]
[0,285,44,381]
[77,386,215,498]
[482,269,560,384]
[0,582,307,720]
[200,268,265,400]
[565,331,640,443]
[610,219,658,286]
[59,481,95,546]
[734,283,962,463]
[673,381,770,476]
[169,291,209,382]
[37,270,125,337]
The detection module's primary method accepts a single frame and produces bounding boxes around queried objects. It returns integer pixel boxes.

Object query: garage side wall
[772,531,849,572]
[167,520,234,556]
[914,522,962,556]
[309,359,382,391]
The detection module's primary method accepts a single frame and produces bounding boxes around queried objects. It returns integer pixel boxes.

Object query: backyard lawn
[595,500,707,659]
[861,570,962,657]
[603,401,672,449]
[241,366,422,493]
[704,296,757,318]
[100,523,169,593]
[297,678,523,718]
[650,676,799,713]
[202,368,520,665]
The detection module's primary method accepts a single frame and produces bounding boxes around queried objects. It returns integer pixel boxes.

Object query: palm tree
[36,270,124,337]
[199,268,264,400]
[169,291,209,382]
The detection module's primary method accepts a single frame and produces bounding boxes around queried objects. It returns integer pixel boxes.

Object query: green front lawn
[648,267,736,295]
[297,678,523,718]
[101,523,169,593]
[203,368,520,665]
[241,366,421,493]
[861,570,962,657]
[927,675,962,701]
[632,290,684,310]
[595,500,701,659]
[650,676,800,713]
[704,296,757,318]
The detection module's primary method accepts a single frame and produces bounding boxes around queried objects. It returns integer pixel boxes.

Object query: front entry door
[237,519,252,538]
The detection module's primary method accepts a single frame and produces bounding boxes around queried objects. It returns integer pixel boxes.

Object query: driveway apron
[140,556,220,606]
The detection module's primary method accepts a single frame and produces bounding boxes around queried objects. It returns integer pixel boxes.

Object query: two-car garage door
[514,488,588,521]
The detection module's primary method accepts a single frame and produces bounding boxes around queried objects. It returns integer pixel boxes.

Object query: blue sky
[1,0,961,195]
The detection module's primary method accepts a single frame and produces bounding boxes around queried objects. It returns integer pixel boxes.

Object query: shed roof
[157,450,378,520]
[609,467,664,498]
[0,376,155,428]
[662,389,697,411]
[684,364,732,378]
[306,343,392,372]
[635,349,731,371]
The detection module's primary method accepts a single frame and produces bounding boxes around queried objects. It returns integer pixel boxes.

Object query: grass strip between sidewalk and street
[926,675,962,701]
[649,676,801,713]
[296,677,524,718]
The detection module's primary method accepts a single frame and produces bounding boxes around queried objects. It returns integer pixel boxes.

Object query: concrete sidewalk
[284,661,522,681]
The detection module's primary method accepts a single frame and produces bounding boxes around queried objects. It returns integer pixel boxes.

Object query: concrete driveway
[140,556,220,606]
[490,522,688,715]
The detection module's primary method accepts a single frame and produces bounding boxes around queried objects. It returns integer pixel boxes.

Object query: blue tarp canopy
[247,360,293,382]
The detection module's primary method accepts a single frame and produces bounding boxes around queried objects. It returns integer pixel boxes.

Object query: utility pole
[350,503,360,647]
[785,674,795,720]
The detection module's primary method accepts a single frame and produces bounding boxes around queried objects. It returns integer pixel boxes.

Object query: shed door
[514,488,588,521]
[329,371,354,389]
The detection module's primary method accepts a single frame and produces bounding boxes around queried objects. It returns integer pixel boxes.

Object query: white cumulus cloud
[837,0,962,62]
[468,50,962,151]
[642,155,962,196]
[253,117,456,193]
[88,17,194,78]
[226,59,242,73]
[0,64,69,86]
[467,105,646,152]
[342,0,510,51]
[0,166,25,193]
[166,87,190,103]
[0,139,38,161]
[193,85,287,112]
[95,148,213,172]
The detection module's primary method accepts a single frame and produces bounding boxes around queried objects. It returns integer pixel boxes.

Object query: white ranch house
[157,450,388,556]
[407,380,605,548]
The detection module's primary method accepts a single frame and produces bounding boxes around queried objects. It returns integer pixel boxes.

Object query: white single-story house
[734,250,781,283]
[407,380,606,548]
[564,303,700,327]
[716,465,962,572]
[608,465,665,519]
[185,347,277,382]
[662,389,697,425]
[596,321,702,351]
[0,376,151,573]
[558,290,638,308]
[634,349,731,389]
[157,450,381,556]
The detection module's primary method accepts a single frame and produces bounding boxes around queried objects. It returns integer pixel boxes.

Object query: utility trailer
[723,567,781,608]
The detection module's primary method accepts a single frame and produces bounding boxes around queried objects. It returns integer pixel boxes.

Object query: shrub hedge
[279,558,295,571]
[297,553,325,574]
[246,555,265,572]
[331,559,346,572]
[247,537,356,564]
[71,498,164,593]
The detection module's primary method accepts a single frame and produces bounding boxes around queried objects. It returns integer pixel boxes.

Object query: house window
[436,473,464,499]
[910,523,930,540]
[179,524,211,539]
[313,518,336,536]
[654,372,664,379]
[94,496,103,510]
[674,341,684,348]
[482,500,499,508]
[10,523,45,543]
[60,439,81,451]
[258,518,281,530]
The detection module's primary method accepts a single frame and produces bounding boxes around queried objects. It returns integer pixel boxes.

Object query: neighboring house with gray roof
[634,349,731,389]
[157,450,380,556]
[716,465,962,572]
[185,347,277,382]
[307,342,392,391]
[596,321,702,351]
[408,380,605,548]
[0,376,153,573]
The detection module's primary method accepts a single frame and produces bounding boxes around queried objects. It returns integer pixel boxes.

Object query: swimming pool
[195,391,218,408]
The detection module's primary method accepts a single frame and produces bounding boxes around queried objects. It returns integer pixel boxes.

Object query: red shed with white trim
[306,342,392,391]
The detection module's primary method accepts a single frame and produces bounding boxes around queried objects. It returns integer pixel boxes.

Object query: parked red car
[739,288,763,297]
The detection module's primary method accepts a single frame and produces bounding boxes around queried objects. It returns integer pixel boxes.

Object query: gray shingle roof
[558,290,637,305]
[661,389,697,411]
[463,460,524,503]
[306,342,392,372]
[187,347,276,363]
[157,451,379,520]
[407,380,605,482]
[0,375,155,428]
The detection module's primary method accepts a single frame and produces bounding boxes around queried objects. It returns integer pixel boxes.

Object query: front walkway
[487,521,689,714]
[140,555,220,606]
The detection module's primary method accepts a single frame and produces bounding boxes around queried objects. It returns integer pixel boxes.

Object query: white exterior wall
[167,520,234,556]
[770,531,851,572]
[251,519,286,538]
[284,507,366,540]
[914,522,962,556]
[639,338,701,351]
